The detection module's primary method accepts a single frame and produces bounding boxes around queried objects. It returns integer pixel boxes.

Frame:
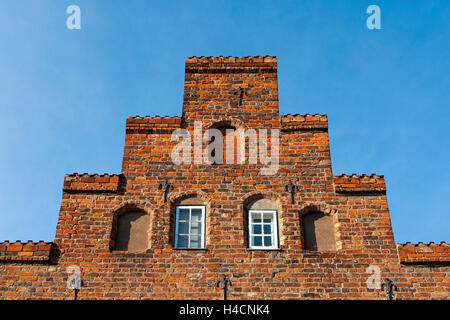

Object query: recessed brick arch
[206,118,247,165]
[299,203,340,252]
[167,190,213,248]
[168,190,213,208]
[110,204,151,252]
[241,191,283,248]
[241,191,281,208]
[243,192,279,210]
[208,117,246,130]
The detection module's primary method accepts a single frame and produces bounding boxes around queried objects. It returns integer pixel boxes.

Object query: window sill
[172,248,208,251]
[111,250,149,255]
[246,248,283,251]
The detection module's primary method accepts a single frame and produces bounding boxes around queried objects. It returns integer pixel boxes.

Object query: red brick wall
[0,56,448,300]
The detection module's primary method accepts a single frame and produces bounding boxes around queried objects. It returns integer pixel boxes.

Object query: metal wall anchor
[236,87,245,106]
[381,278,397,300]
[216,274,232,300]
[158,179,173,203]
[285,181,299,204]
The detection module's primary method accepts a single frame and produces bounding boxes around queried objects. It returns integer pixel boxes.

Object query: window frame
[174,205,206,249]
[248,209,279,250]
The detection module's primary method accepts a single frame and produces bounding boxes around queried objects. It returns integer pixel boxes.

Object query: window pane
[253,236,262,246]
[177,235,188,248]
[264,236,272,246]
[190,219,201,235]
[179,209,189,221]
[178,221,189,234]
[251,213,261,223]
[263,224,271,234]
[176,207,205,249]
[263,213,273,223]
[191,209,202,221]
[190,235,201,248]
[253,224,262,235]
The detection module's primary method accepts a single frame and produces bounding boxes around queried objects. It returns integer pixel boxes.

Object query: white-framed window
[174,206,206,249]
[248,210,279,249]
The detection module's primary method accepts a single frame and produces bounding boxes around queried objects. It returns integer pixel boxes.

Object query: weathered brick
[0,56,448,300]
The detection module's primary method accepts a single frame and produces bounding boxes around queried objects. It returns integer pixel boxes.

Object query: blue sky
[0,0,448,244]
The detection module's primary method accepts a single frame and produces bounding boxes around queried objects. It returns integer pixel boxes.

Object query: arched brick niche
[208,118,245,131]
[300,206,336,251]
[243,193,281,249]
[110,206,149,252]
[168,192,211,249]
[177,196,205,206]
[206,118,250,165]
[245,198,278,211]
[207,122,237,165]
